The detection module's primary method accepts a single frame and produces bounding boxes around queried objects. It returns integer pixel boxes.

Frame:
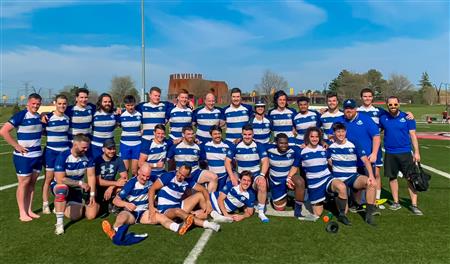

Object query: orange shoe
[178,214,194,236]
[102,220,116,240]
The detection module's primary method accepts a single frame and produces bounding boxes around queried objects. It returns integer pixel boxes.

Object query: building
[167,73,228,105]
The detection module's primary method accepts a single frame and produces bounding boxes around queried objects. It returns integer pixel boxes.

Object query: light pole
[141,0,146,102]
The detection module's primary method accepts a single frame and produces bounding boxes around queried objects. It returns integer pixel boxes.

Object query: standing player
[168,89,193,140]
[300,127,350,225]
[94,139,128,216]
[293,96,321,146]
[42,94,71,214]
[0,93,43,221]
[268,90,297,145]
[65,88,95,138]
[380,96,422,215]
[91,93,118,159]
[328,123,377,225]
[199,125,235,190]
[119,95,142,176]
[209,171,255,223]
[192,92,224,143]
[222,88,252,143]
[167,126,218,192]
[226,124,270,223]
[249,99,271,145]
[52,134,99,235]
[320,92,343,143]
[138,124,173,179]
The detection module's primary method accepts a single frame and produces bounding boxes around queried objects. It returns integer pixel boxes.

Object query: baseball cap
[255,99,266,107]
[343,99,357,109]
[103,139,116,148]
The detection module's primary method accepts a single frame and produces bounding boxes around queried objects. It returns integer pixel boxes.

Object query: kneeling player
[300,127,351,225]
[101,164,194,244]
[148,164,221,232]
[328,123,377,225]
[209,170,255,223]
[52,134,99,235]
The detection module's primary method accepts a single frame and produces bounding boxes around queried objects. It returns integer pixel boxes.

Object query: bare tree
[190,79,212,100]
[255,70,289,105]
[386,74,414,100]
[109,76,140,106]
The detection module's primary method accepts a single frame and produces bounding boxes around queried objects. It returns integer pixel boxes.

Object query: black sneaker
[349,204,365,213]
[337,215,352,226]
[365,213,377,226]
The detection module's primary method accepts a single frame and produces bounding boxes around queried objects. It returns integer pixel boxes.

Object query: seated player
[94,139,128,216]
[266,133,317,221]
[52,134,100,235]
[209,170,255,223]
[138,124,172,179]
[300,127,351,225]
[327,122,377,225]
[167,126,218,192]
[148,164,221,232]
[101,163,195,243]
[199,125,235,190]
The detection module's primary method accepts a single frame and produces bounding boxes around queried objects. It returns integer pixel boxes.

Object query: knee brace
[54,185,69,202]
[273,201,287,211]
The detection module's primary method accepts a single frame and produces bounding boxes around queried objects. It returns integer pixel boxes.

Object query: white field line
[183,229,213,264]
[421,164,450,179]
[0,175,45,191]
[0,151,10,155]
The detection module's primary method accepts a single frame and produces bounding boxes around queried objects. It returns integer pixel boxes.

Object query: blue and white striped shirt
[230,141,267,177]
[8,110,43,158]
[167,141,201,171]
[328,140,366,182]
[268,107,296,138]
[200,140,234,180]
[267,145,301,185]
[140,139,172,176]
[300,145,333,190]
[210,181,255,214]
[45,113,70,152]
[293,111,321,145]
[136,101,171,140]
[119,110,142,146]
[91,111,118,147]
[222,104,252,142]
[66,104,95,136]
[357,105,387,126]
[54,149,94,181]
[168,106,193,140]
[157,171,196,210]
[320,110,344,140]
[193,106,224,143]
[250,115,272,144]
[118,176,153,212]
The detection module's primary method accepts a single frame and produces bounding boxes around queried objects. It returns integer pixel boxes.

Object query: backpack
[407,162,431,192]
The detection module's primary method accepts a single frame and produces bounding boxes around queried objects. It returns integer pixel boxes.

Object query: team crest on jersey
[214,113,219,117]
[357,120,363,125]
[265,123,270,127]
[240,196,245,201]
[252,148,256,152]
[158,106,163,111]
[373,112,377,116]
[242,110,247,114]
[287,114,291,118]
[137,116,141,120]
[349,148,354,153]
[311,116,315,120]
[286,153,292,158]
[222,148,227,152]
[227,150,232,155]
[187,112,191,116]
[400,118,406,123]
[88,110,91,114]
[83,161,88,166]
[110,114,115,119]
[194,149,198,154]
[321,151,325,156]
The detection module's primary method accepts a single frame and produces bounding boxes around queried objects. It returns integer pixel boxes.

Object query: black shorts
[384,152,414,180]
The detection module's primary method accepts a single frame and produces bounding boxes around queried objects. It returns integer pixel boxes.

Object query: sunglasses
[388,103,399,107]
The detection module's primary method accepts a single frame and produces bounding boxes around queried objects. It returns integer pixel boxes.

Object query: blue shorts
[158,203,182,214]
[91,145,103,160]
[140,138,151,154]
[269,177,287,202]
[189,169,204,184]
[120,143,141,160]
[217,176,228,192]
[341,174,361,190]
[50,181,84,204]
[307,177,334,205]
[13,155,42,176]
[131,210,146,223]
[376,148,383,167]
[44,148,65,171]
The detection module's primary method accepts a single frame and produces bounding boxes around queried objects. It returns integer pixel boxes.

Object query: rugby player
[91,93,118,159]
[168,89,193,140]
[192,92,224,143]
[222,87,252,143]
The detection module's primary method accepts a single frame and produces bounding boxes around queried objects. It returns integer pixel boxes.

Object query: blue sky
[1,0,449,99]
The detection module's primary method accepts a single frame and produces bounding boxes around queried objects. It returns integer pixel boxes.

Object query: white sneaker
[55,224,64,235]
[210,211,233,223]
[206,222,221,232]
[258,212,269,223]
[42,205,51,215]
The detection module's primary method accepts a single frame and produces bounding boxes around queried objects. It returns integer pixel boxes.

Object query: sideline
[183,229,213,264]
[0,175,45,191]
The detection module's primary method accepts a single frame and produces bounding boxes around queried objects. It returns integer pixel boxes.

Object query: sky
[1,0,449,100]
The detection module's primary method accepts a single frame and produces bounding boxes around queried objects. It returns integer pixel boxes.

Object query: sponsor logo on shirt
[356,120,363,125]
[400,118,406,123]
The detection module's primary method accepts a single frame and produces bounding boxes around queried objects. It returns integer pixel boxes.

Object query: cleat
[55,224,64,235]
[208,222,221,232]
[178,215,194,235]
[258,213,269,223]
[42,205,51,215]
[297,214,319,222]
[365,213,376,226]
[410,206,423,216]
[349,204,365,213]
[210,211,233,223]
[337,215,352,226]
[102,220,116,240]
[389,202,402,211]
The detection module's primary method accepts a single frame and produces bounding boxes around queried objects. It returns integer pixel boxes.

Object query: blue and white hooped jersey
[293,111,321,144]
[54,149,94,181]
[118,176,152,212]
[200,140,235,179]
[320,110,344,140]
[357,105,387,126]
[66,104,95,136]
[91,111,118,147]
[328,140,366,182]
[249,115,272,144]
[119,110,142,146]
[222,104,252,142]
[140,139,173,174]
[300,145,333,189]
[168,106,193,140]
[136,101,171,140]
[267,145,301,185]
[231,141,267,176]
[210,181,255,214]
[44,113,70,152]
[192,106,224,143]
[157,171,196,208]
[167,141,201,171]
[268,107,297,138]
[8,110,43,158]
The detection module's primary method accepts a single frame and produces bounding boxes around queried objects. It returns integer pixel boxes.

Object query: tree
[255,70,289,106]
[109,76,140,106]
[367,69,388,97]
[433,83,444,104]
[418,72,435,104]
[59,85,79,105]
[386,74,414,100]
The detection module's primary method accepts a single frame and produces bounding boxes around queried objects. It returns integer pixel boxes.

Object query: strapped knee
[273,201,287,211]
[54,185,68,202]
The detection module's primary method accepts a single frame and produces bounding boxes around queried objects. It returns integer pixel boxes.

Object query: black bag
[407,162,431,192]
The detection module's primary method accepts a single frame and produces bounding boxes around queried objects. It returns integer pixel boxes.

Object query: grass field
[0,105,449,263]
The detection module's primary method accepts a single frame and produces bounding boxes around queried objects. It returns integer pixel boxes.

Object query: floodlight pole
[141,0,146,102]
